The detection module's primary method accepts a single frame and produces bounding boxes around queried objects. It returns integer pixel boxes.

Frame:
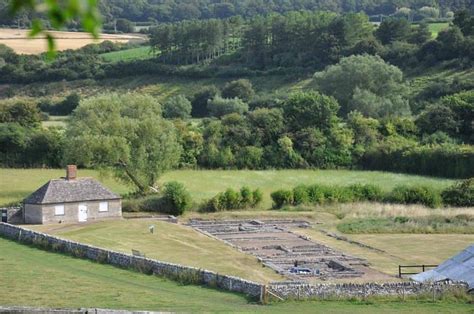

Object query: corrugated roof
[412,244,474,289]
[24,178,121,204]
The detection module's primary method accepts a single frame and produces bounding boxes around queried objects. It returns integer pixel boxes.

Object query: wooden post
[260,285,267,304]
[399,265,402,278]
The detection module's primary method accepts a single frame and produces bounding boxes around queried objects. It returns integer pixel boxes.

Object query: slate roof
[411,244,474,290]
[24,178,121,205]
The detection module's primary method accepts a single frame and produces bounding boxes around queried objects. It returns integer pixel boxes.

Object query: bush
[307,184,326,204]
[199,186,262,212]
[348,184,384,202]
[122,182,191,215]
[163,95,192,119]
[442,178,474,207]
[387,185,442,208]
[252,188,263,206]
[271,189,294,208]
[293,185,309,205]
[162,181,192,215]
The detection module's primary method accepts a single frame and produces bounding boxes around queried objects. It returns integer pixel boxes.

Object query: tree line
[1,0,470,27]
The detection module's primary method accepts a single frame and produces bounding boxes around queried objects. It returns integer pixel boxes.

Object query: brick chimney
[66,165,77,180]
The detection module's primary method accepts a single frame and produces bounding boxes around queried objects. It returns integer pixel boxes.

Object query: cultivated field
[3,238,472,313]
[101,46,153,62]
[0,168,455,207]
[0,28,144,54]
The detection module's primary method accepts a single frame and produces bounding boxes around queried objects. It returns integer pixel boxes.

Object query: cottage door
[78,204,88,222]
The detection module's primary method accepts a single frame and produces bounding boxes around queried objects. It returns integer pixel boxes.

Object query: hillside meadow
[0,168,455,207]
[2,238,472,313]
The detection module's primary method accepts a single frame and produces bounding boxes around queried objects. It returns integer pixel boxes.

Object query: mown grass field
[0,168,455,207]
[101,46,154,62]
[31,219,283,283]
[3,238,472,313]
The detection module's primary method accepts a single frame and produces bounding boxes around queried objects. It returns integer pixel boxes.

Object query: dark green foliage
[163,95,192,119]
[207,96,248,117]
[40,93,80,116]
[221,79,255,102]
[0,100,42,127]
[283,91,339,132]
[123,183,191,216]
[293,185,310,205]
[442,179,474,207]
[162,181,192,215]
[349,184,384,202]
[361,143,474,179]
[387,185,442,208]
[115,18,135,33]
[375,18,411,44]
[191,86,219,117]
[271,189,294,209]
[200,186,262,212]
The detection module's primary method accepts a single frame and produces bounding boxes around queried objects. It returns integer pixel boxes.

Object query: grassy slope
[2,239,471,313]
[427,22,449,38]
[30,219,283,283]
[0,168,454,207]
[101,46,154,62]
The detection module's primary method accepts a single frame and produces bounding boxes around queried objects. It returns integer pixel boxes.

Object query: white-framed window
[99,201,109,212]
[55,205,65,216]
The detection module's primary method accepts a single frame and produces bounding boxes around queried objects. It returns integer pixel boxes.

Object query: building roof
[411,244,474,290]
[24,178,121,205]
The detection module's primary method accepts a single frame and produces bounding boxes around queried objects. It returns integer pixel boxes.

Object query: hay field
[0,28,144,54]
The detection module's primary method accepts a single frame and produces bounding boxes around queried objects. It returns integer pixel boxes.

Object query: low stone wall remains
[0,222,263,299]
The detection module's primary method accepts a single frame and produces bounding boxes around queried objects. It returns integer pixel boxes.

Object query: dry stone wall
[0,222,263,299]
[269,281,468,300]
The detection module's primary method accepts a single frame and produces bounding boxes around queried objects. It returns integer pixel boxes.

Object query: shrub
[307,184,326,204]
[240,186,253,207]
[252,188,263,207]
[323,186,355,203]
[162,181,192,215]
[293,185,309,205]
[221,188,241,210]
[387,185,442,208]
[207,96,249,117]
[348,184,384,202]
[442,178,474,207]
[199,186,262,212]
[122,182,192,216]
[271,189,294,208]
[163,95,192,119]
[122,198,143,212]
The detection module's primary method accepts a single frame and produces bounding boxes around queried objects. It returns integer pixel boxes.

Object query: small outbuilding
[23,165,122,224]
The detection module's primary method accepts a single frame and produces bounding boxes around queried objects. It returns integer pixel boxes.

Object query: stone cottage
[23,165,122,224]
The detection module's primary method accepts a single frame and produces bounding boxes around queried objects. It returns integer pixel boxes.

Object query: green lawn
[101,46,154,62]
[1,238,471,313]
[31,219,284,283]
[41,115,68,128]
[0,168,454,207]
[159,169,454,208]
[0,168,454,208]
[427,22,450,38]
